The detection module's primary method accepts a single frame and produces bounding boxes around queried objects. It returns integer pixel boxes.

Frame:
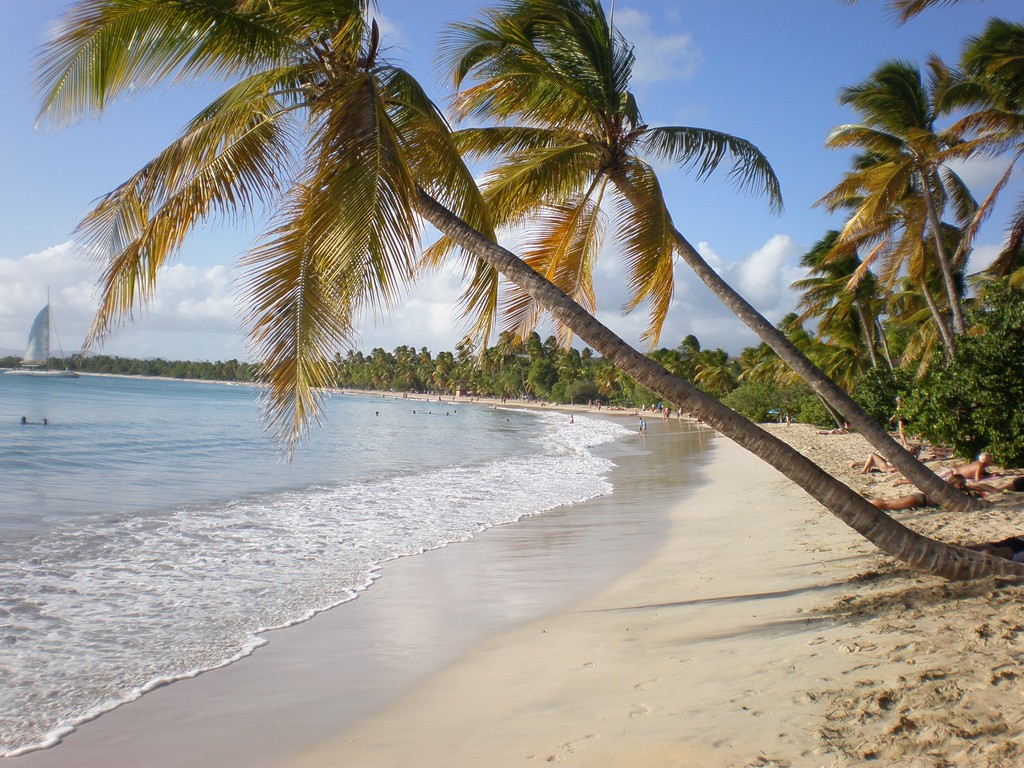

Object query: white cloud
[613,7,701,86]
[946,156,1015,193]
[0,243,247,361]
[728,234,804,318]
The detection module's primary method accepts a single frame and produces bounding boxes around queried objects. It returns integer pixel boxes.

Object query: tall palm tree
[437,0,969,511]
[793,231,888,373]
[940,18,1024,285]
[36,0,495,447]
[38,0,1008,577]
[821,59,977,338]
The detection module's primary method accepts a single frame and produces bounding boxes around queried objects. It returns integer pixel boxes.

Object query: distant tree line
[331,330,826,419]
[0,354,256,382]
[5,279,1022,462]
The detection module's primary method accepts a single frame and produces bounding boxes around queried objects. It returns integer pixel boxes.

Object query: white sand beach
[14,417,1024,767]
[279,422,1024,768]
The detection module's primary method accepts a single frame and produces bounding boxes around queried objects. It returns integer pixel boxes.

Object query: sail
[21,305,51,367]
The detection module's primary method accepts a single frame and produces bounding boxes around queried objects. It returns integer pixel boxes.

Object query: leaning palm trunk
[664,228,981,513]
[416,189,1020,580]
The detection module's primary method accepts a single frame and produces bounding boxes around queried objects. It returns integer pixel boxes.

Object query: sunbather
[963,475,1024,494]
[967,536,1024,562]
[857,444,922,474]
[867,473,970,511]
[937,452,995,482]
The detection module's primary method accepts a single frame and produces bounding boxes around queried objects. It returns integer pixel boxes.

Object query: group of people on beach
[860,449,1024,510]
[851,441,1024,561]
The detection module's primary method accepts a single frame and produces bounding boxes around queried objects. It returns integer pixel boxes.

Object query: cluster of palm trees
[804,23,1024,372]
[334,331,753,406]
[37,0,1024,578]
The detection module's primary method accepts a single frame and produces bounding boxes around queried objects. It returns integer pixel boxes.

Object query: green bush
[794,394,833,428]
[903,282,1024,465]
[722,381,783,422]
[853,366,915,427]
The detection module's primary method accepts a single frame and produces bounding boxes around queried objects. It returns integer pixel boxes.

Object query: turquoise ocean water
[0,374,632,757]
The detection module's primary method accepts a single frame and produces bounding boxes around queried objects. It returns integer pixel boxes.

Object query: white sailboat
[5,294,80,378]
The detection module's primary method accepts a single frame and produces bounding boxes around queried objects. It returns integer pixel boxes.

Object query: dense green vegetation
[0,355,255,382]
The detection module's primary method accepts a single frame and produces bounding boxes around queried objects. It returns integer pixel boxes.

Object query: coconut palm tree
[437,0,969,510]
[940,18,1024,285]
[793,231,889,373]
[821,59,978,338]
[693,348,736,397]
[37,0,1008,577]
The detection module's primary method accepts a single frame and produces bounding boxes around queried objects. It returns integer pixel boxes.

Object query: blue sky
[1,0,1021,362]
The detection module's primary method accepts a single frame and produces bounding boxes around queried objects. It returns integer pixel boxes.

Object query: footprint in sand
[991,664,1020,686]
[546,733,596,761]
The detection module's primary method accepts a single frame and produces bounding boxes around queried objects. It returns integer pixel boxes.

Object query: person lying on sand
[867,474,972,511]
[817,423,850,435]
[963,475,1024,495]
[966,536,1024,563]
[936,452,995,482]
[858,452,897,474]
[856,445,922,474]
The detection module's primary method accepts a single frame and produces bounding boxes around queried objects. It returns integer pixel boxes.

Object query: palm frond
[477,142,602,232]
[825,124,907,156]
[609,158,675,348]
[453,125,579,160]
[307,71,420,315]
[642,126,783,213]
[242,193,357,454]
[35,0,294,127]
[502,185,606,343]
[79,71,297,347]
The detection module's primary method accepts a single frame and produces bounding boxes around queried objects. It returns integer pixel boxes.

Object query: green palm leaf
[642,126,782,213]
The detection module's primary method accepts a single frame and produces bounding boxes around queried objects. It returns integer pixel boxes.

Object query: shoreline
[280,424,1024,767]
[12,418,1024,766]
[12,416,712,767]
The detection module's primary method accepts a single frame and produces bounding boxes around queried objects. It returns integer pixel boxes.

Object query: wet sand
[14,417,711,768]
[15,419,1024,767]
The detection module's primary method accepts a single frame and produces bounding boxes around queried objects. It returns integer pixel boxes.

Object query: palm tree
[821,59,978,339]
[793,231,889,373]
[38,0,1007,577]
[693,348,736,397]
[940,18,1024,285]
[438,0,969,511]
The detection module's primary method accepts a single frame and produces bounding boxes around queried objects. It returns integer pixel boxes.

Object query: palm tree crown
[34,0,491,448]
[819,59,977,343]
[433,0,781,348]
